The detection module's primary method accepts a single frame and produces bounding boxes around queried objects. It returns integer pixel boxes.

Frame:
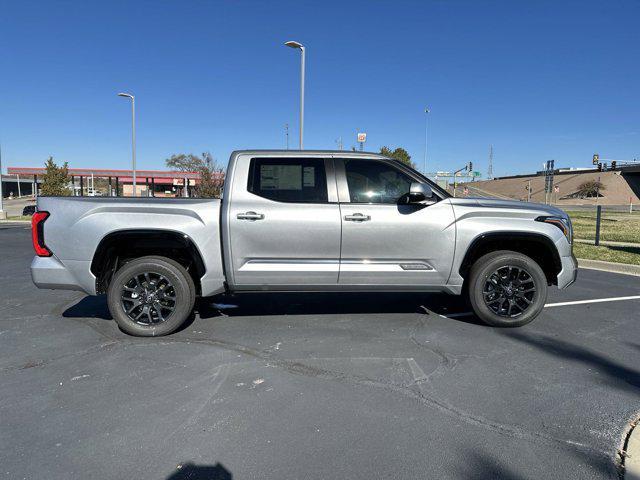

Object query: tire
[467,250,547,327]
[107,256,196,336]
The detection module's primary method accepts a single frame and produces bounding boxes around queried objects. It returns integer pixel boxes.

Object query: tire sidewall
[107,256,195,336]
[469,251,547,327]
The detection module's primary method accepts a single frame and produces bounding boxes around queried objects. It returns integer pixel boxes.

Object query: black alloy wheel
[121,272,177,325]
[482,265,536,318]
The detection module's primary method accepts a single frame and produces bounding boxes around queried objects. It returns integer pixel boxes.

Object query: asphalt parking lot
[1,223,639,479]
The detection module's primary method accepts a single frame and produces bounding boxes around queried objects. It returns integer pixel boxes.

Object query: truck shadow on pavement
[196,291,479,322]
[62,294,111,320]
[62,291,483,324]
[499,331,640,394]
[165,462,231,480]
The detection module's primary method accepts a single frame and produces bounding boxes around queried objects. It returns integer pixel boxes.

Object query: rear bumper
[31,256,96,294]
[557,253,578,289]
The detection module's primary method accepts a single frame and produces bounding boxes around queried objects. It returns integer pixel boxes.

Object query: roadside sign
[357,133,367,143]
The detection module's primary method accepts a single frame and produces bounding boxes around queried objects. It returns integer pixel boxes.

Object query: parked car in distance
[30,150,577,336]
[22,205,36,216]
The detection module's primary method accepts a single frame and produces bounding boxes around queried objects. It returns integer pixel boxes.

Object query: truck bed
[33,196,226,296]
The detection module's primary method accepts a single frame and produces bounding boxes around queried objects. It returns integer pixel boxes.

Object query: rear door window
[248,158,328,203]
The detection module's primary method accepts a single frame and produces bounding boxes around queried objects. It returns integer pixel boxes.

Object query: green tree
[576,180,605,198]
[380,146,393,157]
[165,154,206,172]
[165,152,225,198]
[380,146,414,168]
[40,157,71,196]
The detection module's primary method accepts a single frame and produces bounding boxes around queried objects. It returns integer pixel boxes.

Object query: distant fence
[560,205,639,246]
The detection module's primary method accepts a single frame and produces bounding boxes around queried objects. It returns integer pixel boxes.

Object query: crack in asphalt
[13,308,617,474]
[0,340,118,373]
[119,333,612,466]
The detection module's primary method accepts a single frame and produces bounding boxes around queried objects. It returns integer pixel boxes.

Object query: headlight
[536,215,572,244]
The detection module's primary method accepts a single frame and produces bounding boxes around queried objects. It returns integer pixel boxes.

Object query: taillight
[31,211,52,257]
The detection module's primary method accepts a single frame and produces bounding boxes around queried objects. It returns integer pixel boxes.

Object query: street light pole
[284,40,305,149]
[0,142,5,219]
[117,92,136,196]
[424,107,430,175]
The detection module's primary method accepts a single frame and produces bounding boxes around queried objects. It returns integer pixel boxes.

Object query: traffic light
[597,163,602,172]
[593,153,599,165]
[468,162,473,172]
[611,161,617,170]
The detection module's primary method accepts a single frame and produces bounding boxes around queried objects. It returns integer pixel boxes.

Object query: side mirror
[408,182,434,203]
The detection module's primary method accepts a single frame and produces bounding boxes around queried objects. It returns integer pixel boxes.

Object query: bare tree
[165,152,225,198]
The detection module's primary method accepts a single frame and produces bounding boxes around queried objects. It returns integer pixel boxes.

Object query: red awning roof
[5,166,218,180]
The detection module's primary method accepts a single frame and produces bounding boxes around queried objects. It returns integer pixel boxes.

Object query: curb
[575,238,640,248]
[577,258,640,277]
[0,220,31,224]
[623,419,640,479]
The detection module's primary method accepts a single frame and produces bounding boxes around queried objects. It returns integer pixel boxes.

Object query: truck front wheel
[467,250,547,327]
[107,256,196,336]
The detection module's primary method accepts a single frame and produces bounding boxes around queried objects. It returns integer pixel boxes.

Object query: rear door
[226,155,341,287]
[336,158,456,286]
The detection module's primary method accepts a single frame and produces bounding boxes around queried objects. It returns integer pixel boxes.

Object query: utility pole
[335,137,343,150]
[424,107,430,175]
[527,179,531,202]
[488,145,493,179]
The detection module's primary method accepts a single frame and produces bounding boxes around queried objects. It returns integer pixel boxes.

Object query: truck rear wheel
[107,256,195,336]
[467,250,547,327]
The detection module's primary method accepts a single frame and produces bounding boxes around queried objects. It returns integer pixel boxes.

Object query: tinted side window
[344,159,413,204]
[248,158,328,203]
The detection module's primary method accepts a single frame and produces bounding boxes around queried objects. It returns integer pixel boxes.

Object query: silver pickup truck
[31,150,577,335]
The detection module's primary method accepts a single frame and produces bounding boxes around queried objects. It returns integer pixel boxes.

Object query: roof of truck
[230,149,389,159]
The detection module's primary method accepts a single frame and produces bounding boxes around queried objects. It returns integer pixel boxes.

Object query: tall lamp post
[423,107,430,175]
[117,92,136,196]
[0,143,5,220]
[284,40,305,149]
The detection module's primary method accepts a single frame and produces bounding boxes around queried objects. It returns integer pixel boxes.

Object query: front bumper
[557,253,578,289]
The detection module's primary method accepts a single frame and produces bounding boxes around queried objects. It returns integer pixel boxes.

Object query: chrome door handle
[344,213,371,222]
[237,211,264,221]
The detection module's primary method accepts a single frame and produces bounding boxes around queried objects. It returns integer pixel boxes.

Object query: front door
[336,158,456,286]
[227,155,341,288]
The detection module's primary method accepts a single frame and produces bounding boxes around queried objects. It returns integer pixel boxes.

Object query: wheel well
[459,233,562,285]
[91,230,206,295]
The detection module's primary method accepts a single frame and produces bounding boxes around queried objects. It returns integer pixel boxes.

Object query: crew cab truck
[31,150,577,336]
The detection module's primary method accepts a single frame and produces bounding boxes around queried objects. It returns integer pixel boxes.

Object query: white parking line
[544,295,640,308]
[439,295,640,318]
[443,312,473,318]
[406,357,428,382]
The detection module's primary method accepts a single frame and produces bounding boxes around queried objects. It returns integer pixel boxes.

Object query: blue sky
[0,0,638,177]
